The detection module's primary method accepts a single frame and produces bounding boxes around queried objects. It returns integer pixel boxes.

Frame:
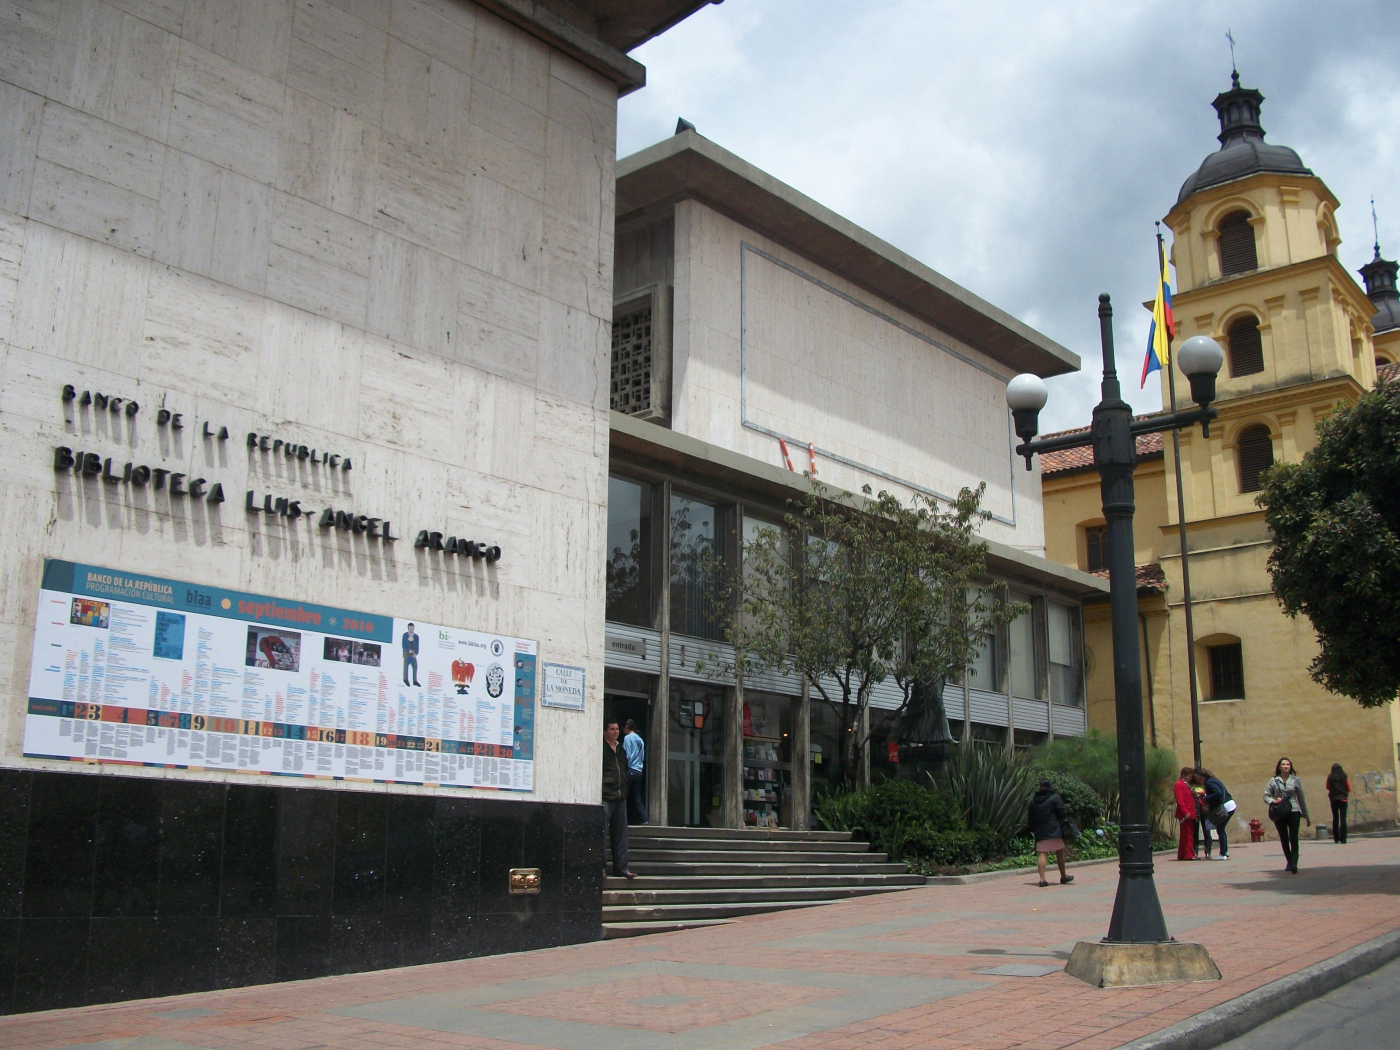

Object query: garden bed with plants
[814,732,1179,877]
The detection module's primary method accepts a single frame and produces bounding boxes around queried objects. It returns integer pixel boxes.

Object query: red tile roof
[1379,360,1400,385]
[1037,417,1166,476]
[1088,563,1168,595]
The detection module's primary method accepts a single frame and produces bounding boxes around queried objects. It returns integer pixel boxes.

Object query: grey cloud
[620,0,1400,432]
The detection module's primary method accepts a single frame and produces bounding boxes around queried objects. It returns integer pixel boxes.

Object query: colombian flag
[1140,242,1175,388]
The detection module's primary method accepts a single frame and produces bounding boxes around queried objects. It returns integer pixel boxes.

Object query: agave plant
[935,742,1038,849]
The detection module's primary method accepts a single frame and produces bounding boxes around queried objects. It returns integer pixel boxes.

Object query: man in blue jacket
[623,719,647,824]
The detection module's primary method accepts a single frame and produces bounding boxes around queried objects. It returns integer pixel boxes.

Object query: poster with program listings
[23,560,536,791]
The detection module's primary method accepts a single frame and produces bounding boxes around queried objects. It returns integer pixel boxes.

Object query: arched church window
[1227,316,1265,377]
[1237,425,1274,493]
[1084,524,1107,572]
[1218,211,1258,275]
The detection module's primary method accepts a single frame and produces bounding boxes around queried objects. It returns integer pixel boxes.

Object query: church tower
[1358,241,1400,367]
[1151,73,1398,826]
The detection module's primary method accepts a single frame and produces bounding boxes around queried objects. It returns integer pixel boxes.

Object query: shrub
[814,779,1002,868]
[937,742,1037,850]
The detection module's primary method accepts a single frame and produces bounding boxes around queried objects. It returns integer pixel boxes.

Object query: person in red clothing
[1174,767,1198,860]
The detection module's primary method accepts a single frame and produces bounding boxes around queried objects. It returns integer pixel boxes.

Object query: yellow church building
[1040,74,1399,838]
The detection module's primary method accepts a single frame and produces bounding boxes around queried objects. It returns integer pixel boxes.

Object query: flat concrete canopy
[477,1,722,93]
[617,130,1081,379]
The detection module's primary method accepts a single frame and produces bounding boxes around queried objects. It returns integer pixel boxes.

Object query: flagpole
[1157,225,1203,768]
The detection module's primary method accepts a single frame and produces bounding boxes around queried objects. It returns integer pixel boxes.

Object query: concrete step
[625,860,908,876]
[623,836,871,854]
[629,826,852,842]
[602,919,735,939]
[603,873,925,891]
[626,848,887,865]
[603,899,839,922]
[603,884,915,906]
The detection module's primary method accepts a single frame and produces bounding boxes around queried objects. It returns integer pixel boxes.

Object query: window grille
[1218,211,1257,275]
[1209,642,1244,700]
[611,303,653,415]
[1228,316,1265,377]
[1237,425,1274,493]
[1084,524,1107,572]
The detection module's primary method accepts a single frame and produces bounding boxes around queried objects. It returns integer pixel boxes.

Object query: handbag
[1268,798,1288,823]
[1060,816,1081,841]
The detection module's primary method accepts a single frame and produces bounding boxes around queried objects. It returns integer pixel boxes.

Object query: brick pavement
[2,837,1397,1050]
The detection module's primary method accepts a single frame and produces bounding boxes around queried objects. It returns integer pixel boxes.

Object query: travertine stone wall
[0,0,616,805]
[670,199,1043,549]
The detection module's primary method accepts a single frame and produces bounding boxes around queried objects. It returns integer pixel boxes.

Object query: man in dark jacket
[602,720,634,879]
[1027,780,1074,887]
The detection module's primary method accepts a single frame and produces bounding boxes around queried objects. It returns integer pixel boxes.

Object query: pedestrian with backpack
[1265,757,1310,873]
[1196,767,1235,860]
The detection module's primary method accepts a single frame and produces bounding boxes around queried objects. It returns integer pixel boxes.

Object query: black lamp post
[1007,295,1224,984]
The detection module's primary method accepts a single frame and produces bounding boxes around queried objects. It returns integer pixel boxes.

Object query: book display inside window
[742,694,792,828]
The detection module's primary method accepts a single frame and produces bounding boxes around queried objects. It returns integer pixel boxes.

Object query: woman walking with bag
[1027,779,1075,887]
[1326,763,1351,844]
[1265,757,1310,873]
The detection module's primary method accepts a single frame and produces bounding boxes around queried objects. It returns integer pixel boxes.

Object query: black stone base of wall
[0,769,603,1015]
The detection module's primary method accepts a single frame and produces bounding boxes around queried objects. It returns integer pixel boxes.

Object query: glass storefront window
[1008,593,1037,700]
[607,476,653,626]
[670,493,726,640]
[668,681,726,828]
[742,692,792,827]
[1048,602,1080,707]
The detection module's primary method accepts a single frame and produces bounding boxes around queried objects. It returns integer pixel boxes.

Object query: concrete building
[1040,75,1400,839]
[0,0,721,1012]
[606,129,1105,832]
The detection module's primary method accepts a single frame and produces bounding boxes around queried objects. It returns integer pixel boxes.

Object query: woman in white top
[1265,756,1310,873]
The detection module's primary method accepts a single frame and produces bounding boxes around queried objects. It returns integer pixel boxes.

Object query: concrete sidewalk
[2,837,1397,1050]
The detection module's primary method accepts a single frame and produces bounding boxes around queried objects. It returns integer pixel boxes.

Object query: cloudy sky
[617,0,1400,432]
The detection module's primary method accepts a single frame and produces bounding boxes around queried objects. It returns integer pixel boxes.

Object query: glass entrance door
[668,681,725,828]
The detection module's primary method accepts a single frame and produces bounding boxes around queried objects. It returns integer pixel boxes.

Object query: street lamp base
[1064,940,1221,988]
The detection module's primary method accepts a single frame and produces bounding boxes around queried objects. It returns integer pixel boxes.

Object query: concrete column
[791,679,810,830]
[723,680,743,828]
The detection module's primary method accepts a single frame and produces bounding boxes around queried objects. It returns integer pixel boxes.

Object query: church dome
[1177,73,1312,205]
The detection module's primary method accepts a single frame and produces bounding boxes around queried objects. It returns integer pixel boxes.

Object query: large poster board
[24,561,536,791]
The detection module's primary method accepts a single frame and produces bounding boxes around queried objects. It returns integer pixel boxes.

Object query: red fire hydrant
[1249,817,1264,842]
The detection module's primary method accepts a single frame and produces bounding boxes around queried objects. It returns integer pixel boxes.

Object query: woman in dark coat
[1027,779,1074,887]
[1326,763,1351,844]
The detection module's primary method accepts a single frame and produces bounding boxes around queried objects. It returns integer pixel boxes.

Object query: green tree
[719,480,1021,788]
[1257,378,1400,707]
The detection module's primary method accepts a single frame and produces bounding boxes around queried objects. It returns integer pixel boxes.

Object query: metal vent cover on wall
[610,284,672,422]
[611,302,653,414]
